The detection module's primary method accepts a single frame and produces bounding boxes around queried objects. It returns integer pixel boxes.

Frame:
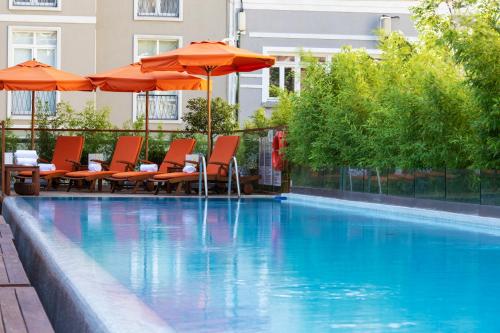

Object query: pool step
[0,217,54,333]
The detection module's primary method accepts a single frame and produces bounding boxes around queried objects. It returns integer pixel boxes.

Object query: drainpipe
[235,0,246,122]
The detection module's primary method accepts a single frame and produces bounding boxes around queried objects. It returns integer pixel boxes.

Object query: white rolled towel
[182,165,197,174]
[88,163,102,172]
[140,164,158,172]
[15,150,38,159]
[16,158,38,166]
[38,163,56,172]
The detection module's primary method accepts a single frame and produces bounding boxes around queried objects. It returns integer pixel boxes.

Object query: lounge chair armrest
[140,159,155,164]
[167,166,184,173]
[90,159,110,170]
[66,159,82,169]
[38,157,50,163]
[90,159,107,165]
[116,160,136,171]
[163,160,184,167]
[209,161,230,167]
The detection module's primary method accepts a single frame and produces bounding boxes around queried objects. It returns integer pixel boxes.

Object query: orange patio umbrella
[0,60,94,149]
[141,41,275,156]
[88,62,207,160]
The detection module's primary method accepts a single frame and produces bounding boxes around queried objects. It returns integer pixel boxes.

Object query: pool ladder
[197,155,241,198]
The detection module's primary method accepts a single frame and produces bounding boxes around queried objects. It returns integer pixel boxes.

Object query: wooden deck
[0,218,54,333]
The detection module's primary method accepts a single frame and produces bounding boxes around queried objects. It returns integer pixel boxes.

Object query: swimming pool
[4,195,500,332]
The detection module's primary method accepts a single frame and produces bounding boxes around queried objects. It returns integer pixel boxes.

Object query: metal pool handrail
[197,154,208,198]
[228,156,241,198]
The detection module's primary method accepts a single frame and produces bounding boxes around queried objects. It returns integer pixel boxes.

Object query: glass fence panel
[342,167,365,192]
[481,170,500,206]
[364,168,388,195]
[446,169,480,204]
[387,169,415,197]
[415,169,446,201]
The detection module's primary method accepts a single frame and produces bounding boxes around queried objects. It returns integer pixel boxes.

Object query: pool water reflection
[25,197,500,333]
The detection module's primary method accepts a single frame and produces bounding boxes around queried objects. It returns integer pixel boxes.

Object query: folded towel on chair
[182,165,196,174]
[15,150,38,159]
[88,163,102,172]
[140,164,158,172]
[16,158,38,166]
[38,163,56,172]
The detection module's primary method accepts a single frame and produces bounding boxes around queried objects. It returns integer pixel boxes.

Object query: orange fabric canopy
[141,41,275,76]
[0,60,94,91]
[88,62,207,92]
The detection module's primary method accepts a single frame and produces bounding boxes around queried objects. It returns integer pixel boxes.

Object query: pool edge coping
[2,197,175,333]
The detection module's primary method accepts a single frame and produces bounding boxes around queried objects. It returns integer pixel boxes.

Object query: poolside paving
[0,214,54,333]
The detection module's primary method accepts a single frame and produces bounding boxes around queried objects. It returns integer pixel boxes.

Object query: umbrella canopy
[141,41,275,156]
[0,60,94,91]
[141,41,276,76]
[0,60,94,149]
[88,62,207,160]
[88,62,207,92]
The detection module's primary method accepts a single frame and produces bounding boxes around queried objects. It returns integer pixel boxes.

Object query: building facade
[0,0,229,130]
[230,0,419,122]
[1,0,420,129]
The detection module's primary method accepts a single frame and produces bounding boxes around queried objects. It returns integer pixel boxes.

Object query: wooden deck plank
[15,288,54,333]
[0,225,14,240]
[0,288,28,333]
[0,241,30,287]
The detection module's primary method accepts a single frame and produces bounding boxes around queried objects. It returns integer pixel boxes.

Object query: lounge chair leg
[98,179,103,192]
[67,180,72,192]
[155,182,162,195]
[89,180,96,192]
[45,179,52,191]
[133,181,141,194]
[175,182,183,194]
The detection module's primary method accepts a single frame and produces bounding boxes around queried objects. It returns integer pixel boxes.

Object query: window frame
[133,34,183,124]
[9,0,61,12]
[7,26,62,120]
[262,47,381,103]
[133,0,183,22]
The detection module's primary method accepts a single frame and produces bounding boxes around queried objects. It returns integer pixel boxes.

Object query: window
[267,55,299,99]
[8,28,60,117]
[134,35,182,122]
[10,0,60,10]
[135,0,182,20]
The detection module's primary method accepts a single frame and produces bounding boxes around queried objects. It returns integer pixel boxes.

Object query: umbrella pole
[145,91,150,161]
[31,91,35,150]
[206,69,212,157]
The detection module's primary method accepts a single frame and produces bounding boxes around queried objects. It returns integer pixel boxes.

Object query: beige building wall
[96,0,229,130]
[0,0,96,127]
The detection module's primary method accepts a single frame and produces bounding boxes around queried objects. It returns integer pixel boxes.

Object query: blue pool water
[19,197,500,332]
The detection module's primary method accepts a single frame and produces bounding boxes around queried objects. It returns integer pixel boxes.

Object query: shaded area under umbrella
[88,62,207,160]
[0,60,94,149]
[141,41,275,156]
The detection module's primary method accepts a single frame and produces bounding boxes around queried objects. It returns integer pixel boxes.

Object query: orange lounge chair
[153,135,241,196]
[109,138,196,193]
[17,136,84,190]
[64,136,143,192]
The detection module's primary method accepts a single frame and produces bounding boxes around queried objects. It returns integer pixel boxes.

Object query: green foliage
[286,35,479,170]
[270,89,294,126]
[183,97,239,135]
[413,0,499,168]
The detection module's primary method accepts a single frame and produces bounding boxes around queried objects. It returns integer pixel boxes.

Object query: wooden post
[206,68,213,157]
[1,121,5,195]
[145,91,150,161]
[31,91,35,150]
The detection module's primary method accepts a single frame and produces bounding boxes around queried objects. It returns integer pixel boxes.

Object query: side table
[3,165,40,196]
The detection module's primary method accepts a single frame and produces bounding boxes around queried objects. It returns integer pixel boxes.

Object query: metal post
[145,91,150,161]
[1,121,5,194]
[31,91,36,149]
[206,68,213,157]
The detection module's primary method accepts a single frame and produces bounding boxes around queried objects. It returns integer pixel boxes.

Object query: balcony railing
[12,0,58,7]
[11,91,56,117]
[137,0,180,18]
[137,93,178,121]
